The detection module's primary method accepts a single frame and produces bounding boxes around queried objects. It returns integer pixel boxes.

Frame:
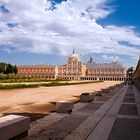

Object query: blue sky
[98,0,140,28]
[0,0,140,68]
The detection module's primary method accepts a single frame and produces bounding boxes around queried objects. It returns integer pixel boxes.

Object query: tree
[13,65,18,74]
[0,62,7,73]
[127,67,134,78]
[0,62,18,75]
[4,64,14,74]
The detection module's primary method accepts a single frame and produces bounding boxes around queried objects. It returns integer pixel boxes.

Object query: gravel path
[0,81,121,115]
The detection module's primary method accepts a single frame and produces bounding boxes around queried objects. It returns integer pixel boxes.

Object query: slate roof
[86,62,124,69]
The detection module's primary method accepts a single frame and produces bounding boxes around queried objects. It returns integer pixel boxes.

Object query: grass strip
[0,81,103,90]
[0,78,70,83]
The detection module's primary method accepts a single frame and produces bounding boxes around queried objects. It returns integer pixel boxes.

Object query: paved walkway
[27,84,140,140]
[87,85,140,140]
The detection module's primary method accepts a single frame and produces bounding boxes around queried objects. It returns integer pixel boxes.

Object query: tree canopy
[126,67,134,78]
[0,62,18,74]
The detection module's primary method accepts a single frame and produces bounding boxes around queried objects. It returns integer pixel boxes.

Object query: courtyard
[0,81,121,117]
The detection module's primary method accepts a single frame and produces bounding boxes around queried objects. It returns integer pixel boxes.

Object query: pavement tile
[123,97,135,103]
[119,104,138,115]
[108,118,140,140]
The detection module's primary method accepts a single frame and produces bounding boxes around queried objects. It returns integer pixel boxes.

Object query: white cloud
[0,0,140,58]
[102,54,122,62]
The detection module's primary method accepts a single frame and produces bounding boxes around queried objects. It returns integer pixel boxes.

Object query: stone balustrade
[0,115,30,140]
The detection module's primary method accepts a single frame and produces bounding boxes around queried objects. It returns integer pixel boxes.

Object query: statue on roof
[88,56,95,64]
[89,56,93,62]
[73,48,75,54]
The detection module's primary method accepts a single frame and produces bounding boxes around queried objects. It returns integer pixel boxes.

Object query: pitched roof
[86,62,124,69]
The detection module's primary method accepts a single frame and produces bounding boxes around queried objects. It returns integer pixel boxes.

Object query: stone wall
[133,77,140,91]
[133,59,140,91]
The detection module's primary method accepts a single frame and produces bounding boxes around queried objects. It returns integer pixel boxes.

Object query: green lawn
[0,78,70,83]
[0,81,103,90]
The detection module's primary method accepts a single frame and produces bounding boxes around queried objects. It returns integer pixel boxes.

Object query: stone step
[64,86,127,140]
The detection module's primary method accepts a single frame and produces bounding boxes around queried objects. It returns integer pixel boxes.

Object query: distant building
[17,50,126,81]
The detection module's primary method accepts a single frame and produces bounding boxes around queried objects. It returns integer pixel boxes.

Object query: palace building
[17,65,57,79]
[82,56,126,81]
[17,50,126,81]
